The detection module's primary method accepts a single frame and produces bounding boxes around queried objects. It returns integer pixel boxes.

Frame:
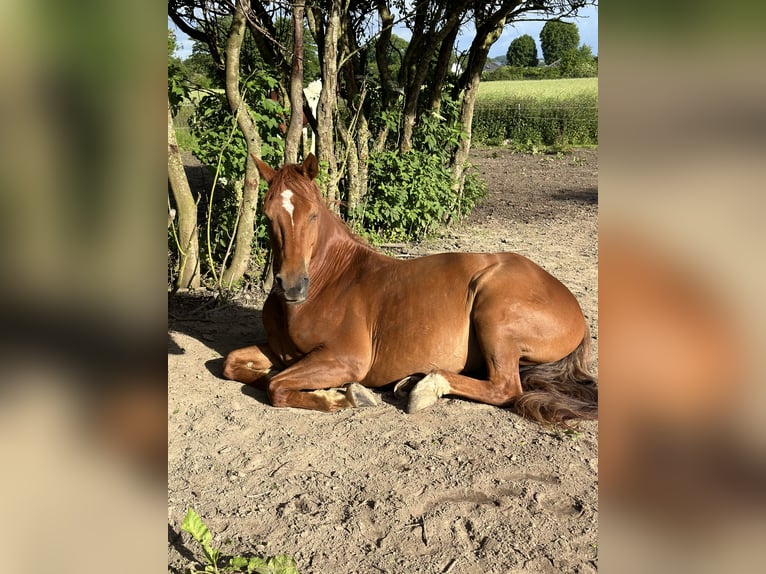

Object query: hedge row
[472,93,598,148]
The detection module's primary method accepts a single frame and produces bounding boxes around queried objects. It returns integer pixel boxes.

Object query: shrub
[171,70,285,282]
[361,150,453,241]
[357,102,486,242]
[559,46,598,78]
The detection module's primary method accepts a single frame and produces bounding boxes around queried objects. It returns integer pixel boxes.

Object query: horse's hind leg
[407,363,523,413]
[222,342,283,388]
[408,314,525,412]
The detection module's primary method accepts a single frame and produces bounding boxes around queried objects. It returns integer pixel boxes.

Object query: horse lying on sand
[222,154,597,425]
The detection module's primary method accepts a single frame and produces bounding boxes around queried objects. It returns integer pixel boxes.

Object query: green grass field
[473,77,598,148]
[477,77,598,103]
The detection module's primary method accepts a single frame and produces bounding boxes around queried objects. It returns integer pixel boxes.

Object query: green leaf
[230,556,249,570]
[182,508,212,547]
[247,557,269,574]
[270,555,299,574]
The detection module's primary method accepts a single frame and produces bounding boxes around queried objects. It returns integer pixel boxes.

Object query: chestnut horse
[222,154,597,425]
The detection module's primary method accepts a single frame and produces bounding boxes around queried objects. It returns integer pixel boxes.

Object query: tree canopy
[167,0,597,289]
[540,20,580,64]
[506,34,539,67]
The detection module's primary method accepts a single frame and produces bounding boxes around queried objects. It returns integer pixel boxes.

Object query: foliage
[540,20,580,65]
[182,508,300,574]
[559,45,598,78]
[360,150,449,241]
[168,27,190,115]
[358,101,485,241]
[506,34,539,68]
[185,42,218,89]
[365,33,410,83]
[472,79,598,149]
[182,70,285,281]
[182,18,320,90]
[168,1,596,288]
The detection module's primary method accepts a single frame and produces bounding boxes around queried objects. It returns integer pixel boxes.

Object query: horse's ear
[251,153,276,184]
[302,154,319,180]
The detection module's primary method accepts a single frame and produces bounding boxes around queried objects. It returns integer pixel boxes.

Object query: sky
[487,5,597,59]
[430,4,598,60]
[170,4,597,62]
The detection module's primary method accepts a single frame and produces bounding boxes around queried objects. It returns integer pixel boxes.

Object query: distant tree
[168,28,187,82]
[168,28,177,56]
[184,41,217,88]
[540,20,580,65]
[559,44,597,78]
[366,33,409,87]
[506,34,538,67]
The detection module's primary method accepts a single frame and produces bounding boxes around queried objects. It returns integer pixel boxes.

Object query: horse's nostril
[275,274,284,289]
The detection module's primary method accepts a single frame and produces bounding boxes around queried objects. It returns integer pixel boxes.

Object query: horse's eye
[309,214,318,223]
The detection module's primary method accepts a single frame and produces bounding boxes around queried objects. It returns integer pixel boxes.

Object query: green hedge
[472,93,598,148]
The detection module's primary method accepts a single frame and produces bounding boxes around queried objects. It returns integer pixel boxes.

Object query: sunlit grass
[478,77,598,103]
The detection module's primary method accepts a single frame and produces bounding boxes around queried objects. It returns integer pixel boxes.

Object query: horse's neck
[310,211,371,282]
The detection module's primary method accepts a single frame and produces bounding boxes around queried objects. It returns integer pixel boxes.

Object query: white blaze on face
[281,189,295,228]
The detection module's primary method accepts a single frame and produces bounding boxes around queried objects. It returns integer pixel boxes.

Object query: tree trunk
[451,17,507,199]
[398,0,469,153]
[375,0,396,112]
[284,1,306,163]
[221,3,262,288]
[450,78,479,201]
[337,117,359,215]
[428,25,458,114]
[356,111,370,207]
[314,0,341,208]
[167,98,200,290]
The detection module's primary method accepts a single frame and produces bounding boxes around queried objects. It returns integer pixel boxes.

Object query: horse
[222,154,597,425]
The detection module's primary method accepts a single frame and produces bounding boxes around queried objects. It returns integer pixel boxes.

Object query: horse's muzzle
[276,273,310,304]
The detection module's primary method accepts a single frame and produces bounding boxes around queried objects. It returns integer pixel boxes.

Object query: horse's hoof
[346,383,378,407]
[393,375,421,399]
[406,373,450,413]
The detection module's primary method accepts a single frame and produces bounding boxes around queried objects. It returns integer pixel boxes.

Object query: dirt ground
[168,147,598,573]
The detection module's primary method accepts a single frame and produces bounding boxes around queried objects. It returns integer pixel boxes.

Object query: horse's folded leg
[407,372,451,413]
[345,383,379,407]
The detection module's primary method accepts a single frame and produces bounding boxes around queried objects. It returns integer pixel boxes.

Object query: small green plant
[564,428,583,441]
[182,508,299,574]
[550,428,584,442]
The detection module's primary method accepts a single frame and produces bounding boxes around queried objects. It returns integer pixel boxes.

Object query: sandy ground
[168,147,598,573]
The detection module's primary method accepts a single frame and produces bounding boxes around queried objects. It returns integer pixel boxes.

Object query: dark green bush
[357,103,486,242]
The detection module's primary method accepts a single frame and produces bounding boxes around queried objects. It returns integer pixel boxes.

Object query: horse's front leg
[267,349,377,412]
[222,342,283,389]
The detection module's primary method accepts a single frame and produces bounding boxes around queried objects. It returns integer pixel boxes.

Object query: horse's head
[253,153,322,305]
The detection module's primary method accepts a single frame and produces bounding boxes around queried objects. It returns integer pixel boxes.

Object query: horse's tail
[513,326,598,427]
